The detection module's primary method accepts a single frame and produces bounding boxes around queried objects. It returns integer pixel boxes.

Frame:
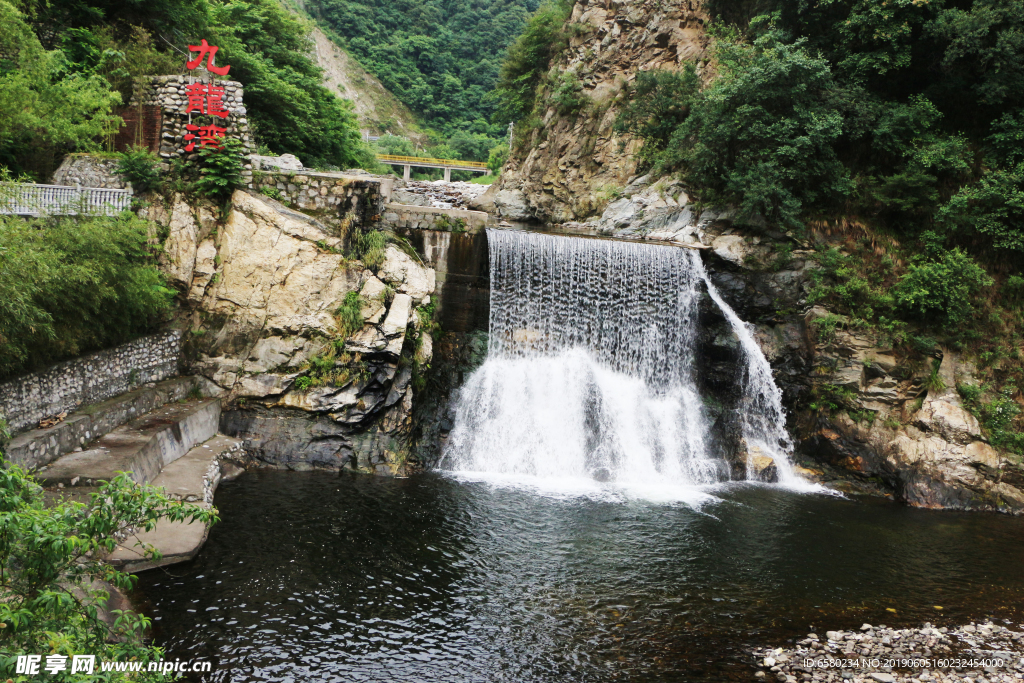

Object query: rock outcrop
[146,190,436,475]
[493,0,712,222]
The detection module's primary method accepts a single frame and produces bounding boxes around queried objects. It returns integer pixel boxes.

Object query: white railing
[0,183,133,217]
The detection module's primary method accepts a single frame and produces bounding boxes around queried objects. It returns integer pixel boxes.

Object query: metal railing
[0,183,133,217]
[376,154,488,170]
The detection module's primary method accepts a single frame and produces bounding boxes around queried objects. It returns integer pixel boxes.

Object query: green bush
[614,67,700,166]
[194,138,244,200]
[116,146,160,192]
[0,460,215,680]
[0,213,174,380]
[487,141,509,175]
[893,248,993,326]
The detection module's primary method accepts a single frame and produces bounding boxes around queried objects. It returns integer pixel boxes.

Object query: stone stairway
[23,377,243,572]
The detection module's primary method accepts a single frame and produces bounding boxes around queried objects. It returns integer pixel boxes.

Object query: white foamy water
[443,229,810,499]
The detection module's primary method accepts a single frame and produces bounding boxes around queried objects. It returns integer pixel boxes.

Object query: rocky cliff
[485,0,711,222]
[145,189,436,475]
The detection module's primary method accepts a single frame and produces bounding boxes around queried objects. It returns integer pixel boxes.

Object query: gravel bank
[753,621,1024,683]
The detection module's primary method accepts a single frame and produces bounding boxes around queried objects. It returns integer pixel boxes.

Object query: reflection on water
[137,471,1024,682]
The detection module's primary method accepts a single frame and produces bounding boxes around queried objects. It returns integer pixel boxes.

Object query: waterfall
[443,229,799,492]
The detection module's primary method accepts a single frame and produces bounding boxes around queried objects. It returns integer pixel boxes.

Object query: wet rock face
[151,190,436,475]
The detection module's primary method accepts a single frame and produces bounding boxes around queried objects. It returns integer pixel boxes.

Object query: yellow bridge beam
[376,154,489,181]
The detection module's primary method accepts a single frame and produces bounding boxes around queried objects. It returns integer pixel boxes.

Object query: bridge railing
[0,183,133,217]
[376,154,488,169]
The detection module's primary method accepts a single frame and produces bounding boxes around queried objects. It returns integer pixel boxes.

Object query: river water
[137,471,1024,682]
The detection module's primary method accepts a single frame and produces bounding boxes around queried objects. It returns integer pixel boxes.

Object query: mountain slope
[309,26,423,141]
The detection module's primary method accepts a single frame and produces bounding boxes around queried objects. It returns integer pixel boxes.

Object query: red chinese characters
[184,124,227,151]
[186,39,230,76]
[185,83,230,118]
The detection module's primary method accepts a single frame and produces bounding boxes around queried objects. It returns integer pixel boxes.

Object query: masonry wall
[251,171,392,242]
[381,203,489,233]
[130,73,255,186]
[0,331,183,435]
[50,155,130,190]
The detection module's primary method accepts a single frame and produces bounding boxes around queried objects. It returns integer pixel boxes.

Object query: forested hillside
[304,0,539,137]
[1,0,374,178]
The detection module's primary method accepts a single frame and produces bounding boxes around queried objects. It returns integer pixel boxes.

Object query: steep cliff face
[145,190,436,474]
[490,0,711,222]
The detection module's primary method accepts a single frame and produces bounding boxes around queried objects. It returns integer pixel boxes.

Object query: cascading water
[443,229,800,493]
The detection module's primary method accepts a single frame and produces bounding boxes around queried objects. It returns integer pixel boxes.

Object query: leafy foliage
[116,146,160,192]
[194,137,244,200]
[0,460,216,680]
[615,67,700,166]
[0,1,122,179]
[0,213,173,380]
[305,0,541,136]
[490,0,572,128]
[893,249,993,325]
[1,0,376,177]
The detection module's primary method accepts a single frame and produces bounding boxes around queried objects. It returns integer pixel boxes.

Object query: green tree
[0,459,216,681]
[0,213,173,380]
[0,1,122,178]
[663,30,851,227]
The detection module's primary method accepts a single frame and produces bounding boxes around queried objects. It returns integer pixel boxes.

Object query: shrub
[194,138,245,201]
[487,142,509,175]
[0,461,215,678]
[115,147,160,192]
[893,248,993,326]
[0,213,174,380]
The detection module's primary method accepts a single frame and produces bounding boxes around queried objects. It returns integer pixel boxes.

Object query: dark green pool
[136,471,1024,682]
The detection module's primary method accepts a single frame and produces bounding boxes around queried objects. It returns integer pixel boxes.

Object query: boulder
[711,235,750,266]
[914,399,982,445]
[493,188,533,221]
[250,153,303,171]
[378,246,435,304]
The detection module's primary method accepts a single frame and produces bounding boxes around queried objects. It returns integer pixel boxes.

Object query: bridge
[1,183,132,217]
[376,154,489,182]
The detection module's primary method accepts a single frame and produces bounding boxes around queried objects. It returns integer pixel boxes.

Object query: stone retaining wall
[381,203,489,233]
[51,155,130,190]
[0,331,183,435]
[251,171,393,235]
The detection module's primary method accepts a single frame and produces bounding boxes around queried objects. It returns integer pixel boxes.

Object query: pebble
[752,621,1024,683]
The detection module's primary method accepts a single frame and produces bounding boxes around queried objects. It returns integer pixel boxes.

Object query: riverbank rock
[149,190,436,475]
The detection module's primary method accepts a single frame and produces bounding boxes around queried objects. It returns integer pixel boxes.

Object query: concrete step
[107,434,243,573]
[6,376,202,471]
[36,398,221,487]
